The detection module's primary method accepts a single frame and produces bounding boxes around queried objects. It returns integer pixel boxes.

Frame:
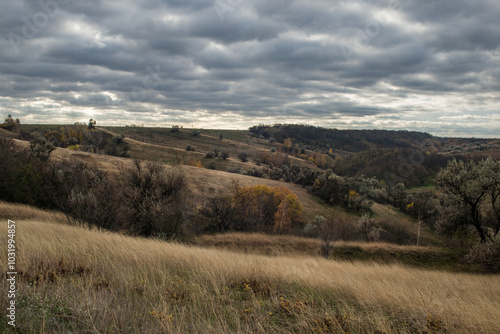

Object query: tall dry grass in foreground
[1,207,500,332]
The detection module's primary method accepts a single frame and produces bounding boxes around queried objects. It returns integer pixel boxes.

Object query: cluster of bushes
[331,147,452,188]
[195,184,303,234]
[465,236,500,273]
[0,136,57,208]
[205,148,229,160]
[218,162,320,189]
[257,151,290,167]
[263,165,320,186]
[0,138,187,239]
[441,140,500,154]
[311,170,387,212]
[17,123,130,157]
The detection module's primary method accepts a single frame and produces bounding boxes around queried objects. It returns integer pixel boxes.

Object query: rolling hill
[1,202,499,333]
[2,124,500,333]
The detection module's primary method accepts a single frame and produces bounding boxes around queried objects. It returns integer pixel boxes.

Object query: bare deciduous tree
[314,215,347,258]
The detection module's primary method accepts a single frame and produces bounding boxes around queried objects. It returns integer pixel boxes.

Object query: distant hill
[249,124,437,152]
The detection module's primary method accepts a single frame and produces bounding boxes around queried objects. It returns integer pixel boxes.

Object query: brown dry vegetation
[8,137,349,222]
[192,233,467,272]
[0,202,66,223]
[103,126,320,171]
[0,128,18,139]
[193,232,444,257]
[7,134,439,245]
[1,203,500,333]
[371,203,441,246]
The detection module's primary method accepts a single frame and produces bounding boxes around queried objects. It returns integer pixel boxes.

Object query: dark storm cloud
[0,0,499,136]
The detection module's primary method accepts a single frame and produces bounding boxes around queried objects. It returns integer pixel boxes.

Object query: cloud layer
[1,0,499,137]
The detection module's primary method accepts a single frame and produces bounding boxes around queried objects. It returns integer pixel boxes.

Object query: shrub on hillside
[238,152,249,162]
[105,135,130,157]
[195,196,235,233]
[66,136,79,146]
[311,170,376,212]
[227,167,241,174]
[29,132,55,162]
[465,237,500,273]
[206,161,217,170]
[120,161,188,239]
[58,162,120,230]
[0,137,58,208]
[305,215,353,257]
[355,214,380,242]
[244,168,263,178]
[195,184,303,234]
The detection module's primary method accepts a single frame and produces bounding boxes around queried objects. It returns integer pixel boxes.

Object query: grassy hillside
[1,203,500,333]
[102,126,320,171]
[6,128,440,246]
[10,135,440,245]
[192,232,467,272]
[0,128,18,139]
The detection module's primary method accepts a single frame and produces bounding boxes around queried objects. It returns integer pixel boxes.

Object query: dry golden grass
[0,128,18,138]
[371,203,441,246]
[193,232,445,257]
[0,201,66,223]
[1,204,500,333]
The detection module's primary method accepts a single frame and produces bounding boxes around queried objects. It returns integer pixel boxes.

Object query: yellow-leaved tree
[231,184,302,233]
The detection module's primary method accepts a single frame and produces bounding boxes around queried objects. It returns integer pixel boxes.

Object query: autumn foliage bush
[197,184,303,234]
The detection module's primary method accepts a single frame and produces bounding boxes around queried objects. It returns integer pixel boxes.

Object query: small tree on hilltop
[88,119,96,130]
[1,114,21,132]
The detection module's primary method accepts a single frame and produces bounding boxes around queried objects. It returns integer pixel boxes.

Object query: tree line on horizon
[249,124,436,152]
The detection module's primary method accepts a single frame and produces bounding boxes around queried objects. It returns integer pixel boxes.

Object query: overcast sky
[1,0,499,137]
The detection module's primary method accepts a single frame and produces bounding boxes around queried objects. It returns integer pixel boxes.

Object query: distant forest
[249,124,437,152]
